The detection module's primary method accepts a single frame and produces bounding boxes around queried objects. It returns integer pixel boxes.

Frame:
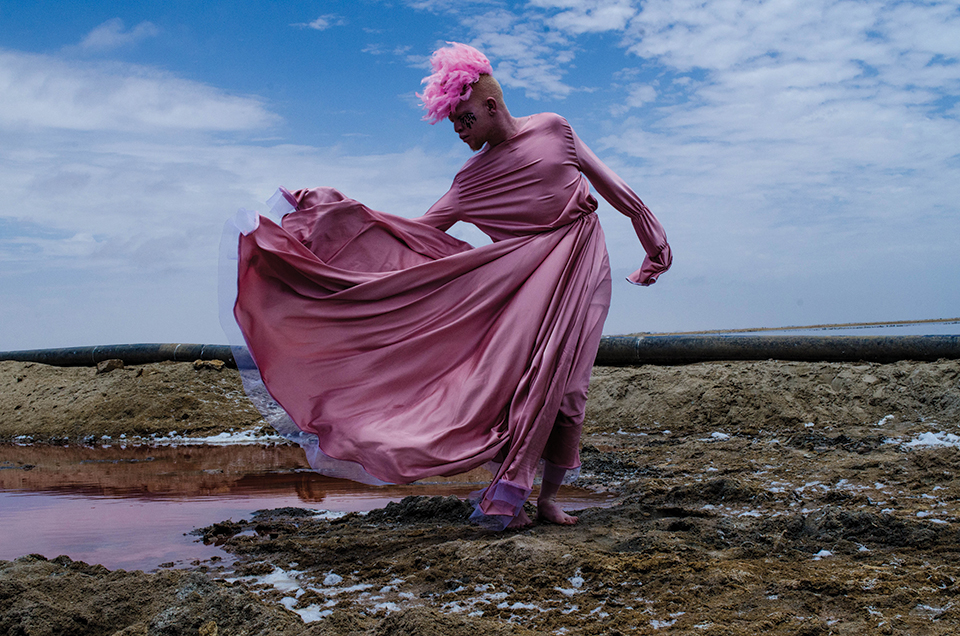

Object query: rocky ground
[2,357,960,635]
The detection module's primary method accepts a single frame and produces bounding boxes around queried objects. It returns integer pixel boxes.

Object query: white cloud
[610,82,656,114]
[595,1,959,217]
[294,15,346,30]
[623,0,960,85]
[607,0,960,187]
[363,43,413,56]
[462,1,641,98]
[531,0,638,34]
[404,0,499,10]
[73,18,159,52]
[627,84,656,105]
[397,1,579,99]
[462,9,577,99]
[3,138,455,254]
[0,49,279,132]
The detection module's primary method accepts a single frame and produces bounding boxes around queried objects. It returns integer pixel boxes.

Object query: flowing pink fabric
[231,113,671,528]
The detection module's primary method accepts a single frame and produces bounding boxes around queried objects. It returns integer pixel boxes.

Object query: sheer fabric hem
[469,479,532,531]
[469,461,580,529]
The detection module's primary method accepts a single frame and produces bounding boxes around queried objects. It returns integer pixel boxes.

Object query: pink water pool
[0,443,612,572]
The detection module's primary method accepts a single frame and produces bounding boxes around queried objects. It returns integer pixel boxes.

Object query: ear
[485,97,499,116]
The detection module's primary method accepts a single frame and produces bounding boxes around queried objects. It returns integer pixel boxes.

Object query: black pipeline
[596,335,960,365]
[2,336,959,368]
[0,343,234,367]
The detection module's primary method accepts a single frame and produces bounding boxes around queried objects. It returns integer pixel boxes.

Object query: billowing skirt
[220,187,611,528]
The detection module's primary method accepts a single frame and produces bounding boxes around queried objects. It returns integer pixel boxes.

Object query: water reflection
[0,444,612,571]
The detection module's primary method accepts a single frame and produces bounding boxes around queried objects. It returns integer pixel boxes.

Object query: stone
[193,359,226,371]
[96,359,124,374]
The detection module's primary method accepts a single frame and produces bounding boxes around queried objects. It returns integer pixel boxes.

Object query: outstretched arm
[572,127,672,286]
[411,183,459,232]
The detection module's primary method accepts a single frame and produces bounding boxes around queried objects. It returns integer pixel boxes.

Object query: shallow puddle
[0,443,613,572]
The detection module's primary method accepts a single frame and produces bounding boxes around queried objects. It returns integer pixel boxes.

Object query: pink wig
[418,42,493,124]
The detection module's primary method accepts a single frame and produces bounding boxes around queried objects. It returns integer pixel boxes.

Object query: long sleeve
[412,182,460,232]
[571,127,672,286]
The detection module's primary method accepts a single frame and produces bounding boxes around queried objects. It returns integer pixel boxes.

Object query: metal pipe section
[0,344,235,367]
[1,336,959,368]
[595,335,960,366]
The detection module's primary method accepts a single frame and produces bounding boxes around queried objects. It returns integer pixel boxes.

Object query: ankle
[537,493,556,506]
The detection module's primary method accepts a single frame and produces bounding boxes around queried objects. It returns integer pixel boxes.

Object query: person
[222,42,671,530]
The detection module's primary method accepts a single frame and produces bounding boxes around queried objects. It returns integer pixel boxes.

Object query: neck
[488,113,521,148]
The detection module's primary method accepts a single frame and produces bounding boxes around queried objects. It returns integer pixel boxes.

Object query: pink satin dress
[229,113,671,528]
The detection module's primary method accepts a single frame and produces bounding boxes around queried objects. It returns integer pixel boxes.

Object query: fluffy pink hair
[418,42,493,124]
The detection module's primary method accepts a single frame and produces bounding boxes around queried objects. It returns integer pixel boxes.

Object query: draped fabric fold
[224,112,669,528]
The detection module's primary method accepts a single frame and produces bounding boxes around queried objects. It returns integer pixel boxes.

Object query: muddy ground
[2,358,960,635]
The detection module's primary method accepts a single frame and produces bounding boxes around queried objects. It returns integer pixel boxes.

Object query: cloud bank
[0,50,278,132]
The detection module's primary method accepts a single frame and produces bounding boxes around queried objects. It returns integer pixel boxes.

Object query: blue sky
[1,0,958,350]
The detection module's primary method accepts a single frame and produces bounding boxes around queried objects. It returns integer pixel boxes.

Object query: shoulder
[528,112,572,132]
[525,113,577,157]
[527,113,577,149]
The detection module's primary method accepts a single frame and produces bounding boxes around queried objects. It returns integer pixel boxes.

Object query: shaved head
[468,74,505,107]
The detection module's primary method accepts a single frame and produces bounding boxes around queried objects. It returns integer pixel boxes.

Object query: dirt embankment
[2,358,960,635]
[4,358,957,445]
[0,360,264,443]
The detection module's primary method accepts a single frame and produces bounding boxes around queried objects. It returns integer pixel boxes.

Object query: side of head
[468,74,505,111]
[449,74,511,151]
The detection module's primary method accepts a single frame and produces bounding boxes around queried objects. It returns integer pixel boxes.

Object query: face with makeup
[446,74,520,152]
[449,96,494,151]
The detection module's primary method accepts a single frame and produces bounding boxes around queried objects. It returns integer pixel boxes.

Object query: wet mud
[2,358,960,634]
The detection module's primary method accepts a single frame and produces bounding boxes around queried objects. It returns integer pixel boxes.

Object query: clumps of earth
[2,357,960,634]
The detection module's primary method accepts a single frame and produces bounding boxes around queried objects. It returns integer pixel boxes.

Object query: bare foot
[537,498,578,525]
[507,508,533,529]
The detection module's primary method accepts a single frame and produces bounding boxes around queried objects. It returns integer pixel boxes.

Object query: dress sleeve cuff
[627,243,673,286]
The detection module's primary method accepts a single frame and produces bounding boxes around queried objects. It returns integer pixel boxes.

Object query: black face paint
[458,112,477,129]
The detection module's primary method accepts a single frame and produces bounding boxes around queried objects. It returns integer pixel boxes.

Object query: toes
[536,503,579,525]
